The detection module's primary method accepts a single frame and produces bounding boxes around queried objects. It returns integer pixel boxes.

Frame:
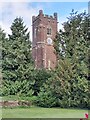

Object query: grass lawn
[1,96,89,119]
[1,107,89,119]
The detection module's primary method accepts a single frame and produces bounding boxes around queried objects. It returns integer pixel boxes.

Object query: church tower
[32,10,57,69]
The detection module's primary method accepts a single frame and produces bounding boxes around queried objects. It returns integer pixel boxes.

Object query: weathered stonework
[32,10,58,69]
[0,100,32,107]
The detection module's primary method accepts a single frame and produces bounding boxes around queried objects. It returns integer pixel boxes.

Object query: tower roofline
[39,10,43,15]
[32,10,58,23]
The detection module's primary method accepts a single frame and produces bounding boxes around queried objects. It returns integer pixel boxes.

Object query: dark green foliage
[32,69,52,95]
[2,80,34,96]
[0,28,8,96]
[2,17,34,82]
[37,11,89,109]
[2,17,34,96]
[54,11,89,108]
[37,91,56,108]
[36,78,57,108]
[0,28,8,70]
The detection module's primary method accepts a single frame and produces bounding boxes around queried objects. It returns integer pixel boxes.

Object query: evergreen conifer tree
[0,28,7,95]
[2,18,34,96]
[54,10,89,108]
[37,11,89,108]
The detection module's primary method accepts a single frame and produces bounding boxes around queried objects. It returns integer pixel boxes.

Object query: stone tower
[32,10,57,69]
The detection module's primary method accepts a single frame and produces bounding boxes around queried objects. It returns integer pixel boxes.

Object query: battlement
[44,14,55,19]
[44,12,57,20]
[32,10,57,22]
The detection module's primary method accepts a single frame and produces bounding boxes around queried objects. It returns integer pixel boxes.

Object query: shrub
[2,80,34,97]
[37,91,56,108]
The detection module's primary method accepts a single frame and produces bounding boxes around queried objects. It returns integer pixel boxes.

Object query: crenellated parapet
[32,10,57,23]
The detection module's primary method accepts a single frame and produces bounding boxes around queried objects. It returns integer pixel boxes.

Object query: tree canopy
[37,11,89,108]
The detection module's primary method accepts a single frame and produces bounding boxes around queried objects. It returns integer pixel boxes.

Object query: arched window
[47,28,51,35]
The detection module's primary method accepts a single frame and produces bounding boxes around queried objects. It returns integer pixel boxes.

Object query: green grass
[1,96,89,119]
[1,107,89,118]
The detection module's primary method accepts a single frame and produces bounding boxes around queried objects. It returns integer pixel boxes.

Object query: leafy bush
[37,90,56,108]
[2,80,35,97]
[36,75,89,109]
[32,69,52,95]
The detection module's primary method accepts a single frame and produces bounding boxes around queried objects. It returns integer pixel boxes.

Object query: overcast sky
[0,1,88,40]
